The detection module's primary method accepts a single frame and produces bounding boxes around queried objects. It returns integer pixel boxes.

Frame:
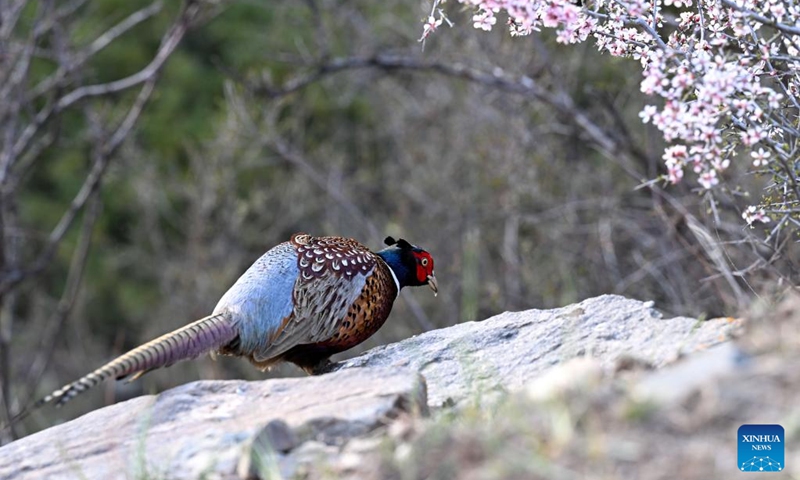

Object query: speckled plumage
[217,233,399,372]
[32,233,436,411]
[279,234,401,371]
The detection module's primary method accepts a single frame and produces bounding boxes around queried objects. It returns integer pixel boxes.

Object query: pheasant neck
[386,266,400,295]
[376,248,412,291]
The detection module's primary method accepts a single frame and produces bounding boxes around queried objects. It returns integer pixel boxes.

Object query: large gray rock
[0,368,427,480]
[0,295,737,479]
[364,296,798,480]
[336,294,737,407]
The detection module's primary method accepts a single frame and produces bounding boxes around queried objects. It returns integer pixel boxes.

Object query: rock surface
[336,294,736,407]
[0,295,738,479]
[0,368,427,480]
[367,294,800,480]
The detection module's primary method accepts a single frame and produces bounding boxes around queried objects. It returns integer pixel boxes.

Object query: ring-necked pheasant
[38,233,437,409]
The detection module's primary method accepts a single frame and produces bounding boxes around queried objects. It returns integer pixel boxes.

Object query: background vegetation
[1,0,794,441]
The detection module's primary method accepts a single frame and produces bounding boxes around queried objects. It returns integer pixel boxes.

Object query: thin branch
[0,73,158,296]
[269,136,382,240]
[0,0,201,294]
[27,1,164,101]
[248,54,642,176]
[21,192,101,410]
[0,287,17,442]
[0,0,29,39]
[0,187,21,442]
[6,0,198,183]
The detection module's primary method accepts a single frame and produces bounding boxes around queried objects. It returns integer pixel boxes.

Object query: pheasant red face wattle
[412,251,435,289]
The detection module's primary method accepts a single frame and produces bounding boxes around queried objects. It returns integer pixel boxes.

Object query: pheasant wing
[250,234,379,362]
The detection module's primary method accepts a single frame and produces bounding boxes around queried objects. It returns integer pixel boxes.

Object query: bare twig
[22,193,102,409]
[269,137,382,240]
[5,0,198,185]
[27,1,164,101]
[0,77,157,296]
[250,54,638,170]
[0,0,29,39]
[0,0,202,294]
[0,189,20,442]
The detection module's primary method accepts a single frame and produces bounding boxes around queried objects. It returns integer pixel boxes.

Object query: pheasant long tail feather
[38,313,237,409]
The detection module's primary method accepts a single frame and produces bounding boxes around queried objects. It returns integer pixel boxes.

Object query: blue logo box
[738,424,785,472]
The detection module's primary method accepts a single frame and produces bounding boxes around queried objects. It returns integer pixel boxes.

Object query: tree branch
[26,1,164,101]
[0,76,158,296]
[21,193,101,412]
[5,0,198,185]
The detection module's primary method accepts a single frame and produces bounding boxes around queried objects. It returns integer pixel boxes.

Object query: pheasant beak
[427,273,438,297]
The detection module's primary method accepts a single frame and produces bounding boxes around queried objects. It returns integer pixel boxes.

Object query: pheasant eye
[421,258,429,267]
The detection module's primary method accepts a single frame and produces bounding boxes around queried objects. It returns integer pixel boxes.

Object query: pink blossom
[473,9,496,31]
[741,128,767,146]
[664,144,688,163]
[639,105,658,123]
[751,148,770,167]
[666,162,684,184]
[699,170,719,189]
[665,0,692,7]
[441,0,797,225]
[769,2,787,20]
[420,15,443,42]
[742,206,771,225]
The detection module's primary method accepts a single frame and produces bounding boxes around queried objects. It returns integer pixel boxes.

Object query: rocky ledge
[0,295,745,479]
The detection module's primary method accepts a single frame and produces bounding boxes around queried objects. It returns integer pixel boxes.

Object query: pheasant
[37,233,437,409]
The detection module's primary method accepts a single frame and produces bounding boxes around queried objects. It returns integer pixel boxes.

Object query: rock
[633,342,748,405]
[0,295,739,479]
[525,357,605,402]
[336,295,738,407]
[237,419,298,479]
[365,296,800,480]
[0,368,427,480]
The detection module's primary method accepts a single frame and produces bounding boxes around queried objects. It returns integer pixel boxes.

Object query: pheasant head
[377,236,438,296]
